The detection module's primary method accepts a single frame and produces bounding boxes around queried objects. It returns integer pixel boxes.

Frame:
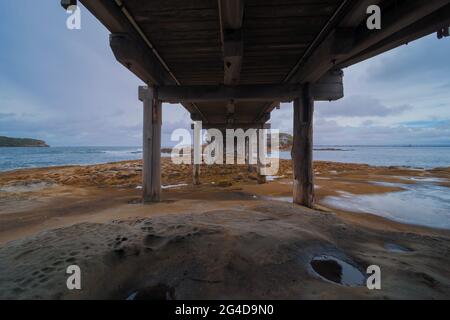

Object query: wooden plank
[125,0,215,12]
[139,86,161,202]
[293,84,315,208]
[245,3,337,17]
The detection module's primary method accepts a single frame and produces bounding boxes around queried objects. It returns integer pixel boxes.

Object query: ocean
[280,146,450,169]
[1,145,449,230]
[1,146,450,172]
[0,146,143,172]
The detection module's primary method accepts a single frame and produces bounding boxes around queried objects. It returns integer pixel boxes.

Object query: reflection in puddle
[264,196,293,203]
[402,176,448,183]
[322,180,450,230]
[162,184,189,189]
[384,243,412,253]
[0,182,56,193]
[310,255,365,286]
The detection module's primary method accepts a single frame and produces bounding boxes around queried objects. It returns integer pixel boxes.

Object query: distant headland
[0,136,49,147]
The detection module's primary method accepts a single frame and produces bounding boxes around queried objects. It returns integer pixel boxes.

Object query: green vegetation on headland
[0,136,49,147]
[277,133,349,151]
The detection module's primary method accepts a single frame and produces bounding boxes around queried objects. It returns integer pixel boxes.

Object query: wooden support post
[245,138,253,172]
[192,122,201,185]
[256,128,266,184]
[293,84,315,208]
[139,86,161,203]
[193,163,201,185]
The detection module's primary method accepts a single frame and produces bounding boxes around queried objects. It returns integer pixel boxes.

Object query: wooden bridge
[62,0,450,207]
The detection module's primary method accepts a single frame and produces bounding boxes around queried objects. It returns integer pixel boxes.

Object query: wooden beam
[110,33,174,86]
[219,0,244,85]
[79,0,208,123]
[253,69,343,123]
[139,86,161,203]
[293,84,315,208]
[159,84,301,103]
[80,0,175,86]
[313,69,344,101]
[159,81,343,103]
[349,0,450,60]
[289,0,450,83]
[339,4,450,68]
[192,123,271,130]
[282,0,366,84]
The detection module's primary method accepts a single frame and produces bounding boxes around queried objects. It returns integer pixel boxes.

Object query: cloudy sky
[1,1,449,147]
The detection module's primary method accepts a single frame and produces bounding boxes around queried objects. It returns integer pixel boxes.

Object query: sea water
[1,146,449,230]
[2,146,449,172]
[280,146,450,169]
[0,146,143,172]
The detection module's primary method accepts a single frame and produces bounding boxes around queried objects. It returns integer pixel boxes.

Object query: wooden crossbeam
[159,79,343,103]
[191,123,271,130]
[160,84,301,103]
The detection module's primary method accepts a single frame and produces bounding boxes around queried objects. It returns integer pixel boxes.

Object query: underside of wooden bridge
[63,0,450,207]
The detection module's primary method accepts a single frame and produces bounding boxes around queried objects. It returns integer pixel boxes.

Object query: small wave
[103,149,142,155]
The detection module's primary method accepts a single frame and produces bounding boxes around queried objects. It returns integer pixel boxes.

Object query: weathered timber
[139,86,162,202]
[219,0,244,85]
[293,84,315,208]
[158,81,343,103]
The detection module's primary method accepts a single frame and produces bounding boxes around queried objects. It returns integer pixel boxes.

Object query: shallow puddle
[310,255,365,287]
[0,182,56,193]
[322,181,450,230]
[263,196,293,203]
[384,243,412,253]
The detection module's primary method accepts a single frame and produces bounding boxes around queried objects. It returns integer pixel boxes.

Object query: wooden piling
[293,84,315,208]
[139,86,162,203]
[256,128,266,184]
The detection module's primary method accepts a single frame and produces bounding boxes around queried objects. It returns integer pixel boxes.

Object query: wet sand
[0,159,449,299]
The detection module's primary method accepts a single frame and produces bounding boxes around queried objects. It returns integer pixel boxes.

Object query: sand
[0,159,449,299]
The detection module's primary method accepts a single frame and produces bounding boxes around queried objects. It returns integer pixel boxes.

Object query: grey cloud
[270,105,450,145]
[314,119,450,145]
[316,95,412,118]
[364,35,450,84]
[0,112,16,120]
